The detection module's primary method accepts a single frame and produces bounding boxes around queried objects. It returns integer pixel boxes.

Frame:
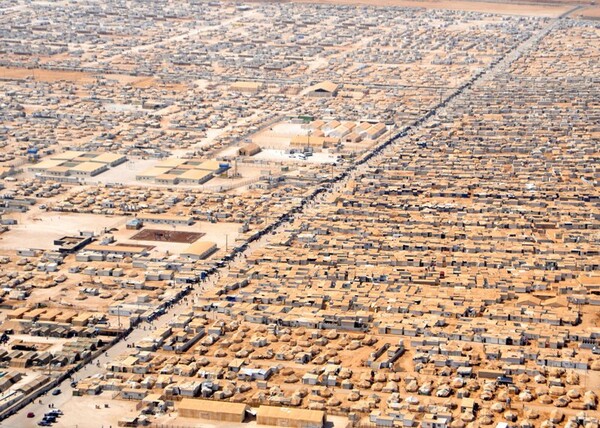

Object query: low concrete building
[137,214,194,226]
[29,151,126,178]
[257,405,325,428]
[181,241,217,260]
[84,244,149,257]
[178,398,249,422]
[178,169,213,185]
[231,81,264,93]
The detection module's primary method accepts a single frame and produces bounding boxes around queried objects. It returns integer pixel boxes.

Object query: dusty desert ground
[244,0,575,17]
[0,66,165,87]
[575,5,600,18]
[0,212,127,250]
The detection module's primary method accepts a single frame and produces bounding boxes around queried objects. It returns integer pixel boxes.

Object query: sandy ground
[215,145,242,158]
[82,159,158,186]
[0,67,149,85]
[3,335,67,354]
[585,369,600,391]
[0,67,96,83]
[0,212,127,250]
[16,392,139,428]
[575,5,600,18]
[246,0,572,17]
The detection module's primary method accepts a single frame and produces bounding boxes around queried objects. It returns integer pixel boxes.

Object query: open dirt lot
[247,0,573,17]
[0,66,152,85]
[112,220,239,257]
[82,158,158,186]
[0,66,96,83]
[49,392,138,428]
[0,212,127,250]
[131,228,205,243]
[575,5,600,18]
